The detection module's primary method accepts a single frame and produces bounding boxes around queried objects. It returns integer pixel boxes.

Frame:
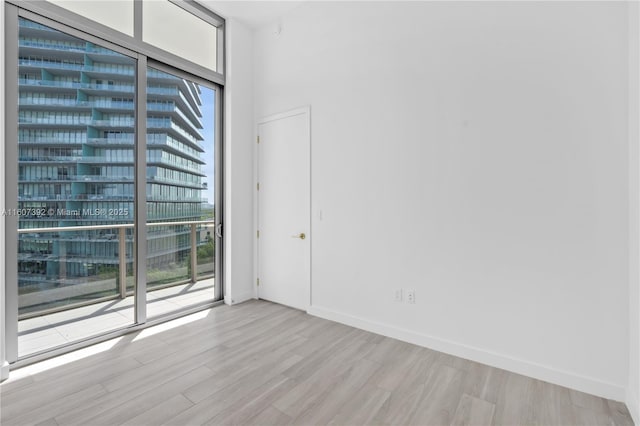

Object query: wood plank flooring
[0,300,634,426]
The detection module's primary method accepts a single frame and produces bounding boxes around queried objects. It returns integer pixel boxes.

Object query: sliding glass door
[14,17,137,358]
[145,67,218,318]
[4,5,223,363]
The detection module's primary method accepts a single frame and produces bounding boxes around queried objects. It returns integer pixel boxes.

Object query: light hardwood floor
[0,300,634,426]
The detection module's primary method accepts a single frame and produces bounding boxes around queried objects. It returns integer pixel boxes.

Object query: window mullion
[134,55,147,324]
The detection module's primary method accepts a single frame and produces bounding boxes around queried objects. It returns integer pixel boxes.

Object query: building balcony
[82,65,134,76]
[18,175,131,183]
[146,119,202,148]
[18,59,84,71]
[17,278,214,357]
[84,45,123,56]
[19,155,83,162]
[18,79,135,95]
[18,118,91,126]
[18,19,57,32]
[148,104,204,137]
[149,157,205,177]
[147,86,179,96]
[148,138,205,163]
[86,137,134,146]
[19,99,92,108]
[90,119,135,127]
[19,78,83,90]
[19,40,87,53]
[16,220,215,357]
[147,175,203,189]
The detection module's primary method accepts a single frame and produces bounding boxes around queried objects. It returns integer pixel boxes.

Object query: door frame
[254,106,311,310]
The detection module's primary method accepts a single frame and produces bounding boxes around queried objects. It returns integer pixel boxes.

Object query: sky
[199,87,216,208]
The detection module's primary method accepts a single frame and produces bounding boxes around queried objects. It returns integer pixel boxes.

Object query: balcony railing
[77,156,134,164]
[19,79,136,93]
[90,118,135,127]
[17,219,215,317]
[19,99,91,107]
[147,68,180,80]
[19,175,132,182]
[87,137,134,145]
[19,40,87,53]
[148,136,204,161]
[19,19,57,32]
[19,155,83,162]
[19,79,83,89]
[147,86,179,96]
[150,157,205,176]
[19,117,92,125]
[19,59,84,70]
[147,175,203,188]
[82,65,134,76]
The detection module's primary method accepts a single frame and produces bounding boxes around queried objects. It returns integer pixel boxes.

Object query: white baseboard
[224,291,255,306]
[627,388,639,426]
[1,361,9,382]
[307,305,626,402]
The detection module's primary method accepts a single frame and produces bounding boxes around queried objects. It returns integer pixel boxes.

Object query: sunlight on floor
[18,278,214,356]
[132,309,211,342]
[3,336,124,384]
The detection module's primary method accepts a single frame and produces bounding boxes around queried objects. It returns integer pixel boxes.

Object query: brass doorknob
[292,233,306,240]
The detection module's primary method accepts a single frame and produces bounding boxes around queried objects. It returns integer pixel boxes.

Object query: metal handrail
[18,219,216,301]
[17,219,215,234]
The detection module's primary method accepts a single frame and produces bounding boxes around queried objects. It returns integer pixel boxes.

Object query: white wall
[0,0,9,382]
[224,18,255,304]
[628,0,640,422]
[254,1,630,400]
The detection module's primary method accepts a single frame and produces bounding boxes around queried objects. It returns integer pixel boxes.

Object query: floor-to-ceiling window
[4,0,224,365]
[145,66,217,319]
[15,18,137,357]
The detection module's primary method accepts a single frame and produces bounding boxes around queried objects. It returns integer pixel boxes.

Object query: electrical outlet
[406,289,415,304]
[394,288,403,302]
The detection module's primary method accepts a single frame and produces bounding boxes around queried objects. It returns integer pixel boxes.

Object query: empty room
[1,0,640,425]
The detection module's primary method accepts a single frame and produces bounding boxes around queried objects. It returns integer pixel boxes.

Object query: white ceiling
[202,1,305,29]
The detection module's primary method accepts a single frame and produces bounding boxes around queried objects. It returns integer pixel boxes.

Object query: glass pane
[143,0,217,72]
[47,0,134,37]
[146,66,216,318]
[17,18,135,357]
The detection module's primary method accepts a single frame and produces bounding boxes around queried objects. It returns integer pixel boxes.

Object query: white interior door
[257,107,310,310]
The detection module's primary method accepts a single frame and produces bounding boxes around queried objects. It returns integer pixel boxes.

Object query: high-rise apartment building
[16,17,210,314]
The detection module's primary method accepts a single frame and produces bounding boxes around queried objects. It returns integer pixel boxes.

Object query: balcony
[147,175,202,189]
[90,118,135,127]
[77,156,134,164]
[19,40,86,53]
[18,79,135,93]
[19,99,91,107]
[82,65,134,76]
[18,59,84,71]
[150,157,205,176]
[18,175,131,183]
[18,279,215,357]
[147,86,179,96]
[17,220,216,357]
[19,155,83,162]
[19,118,91,126]
[19,79,82,89]
[86,137,134,145]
